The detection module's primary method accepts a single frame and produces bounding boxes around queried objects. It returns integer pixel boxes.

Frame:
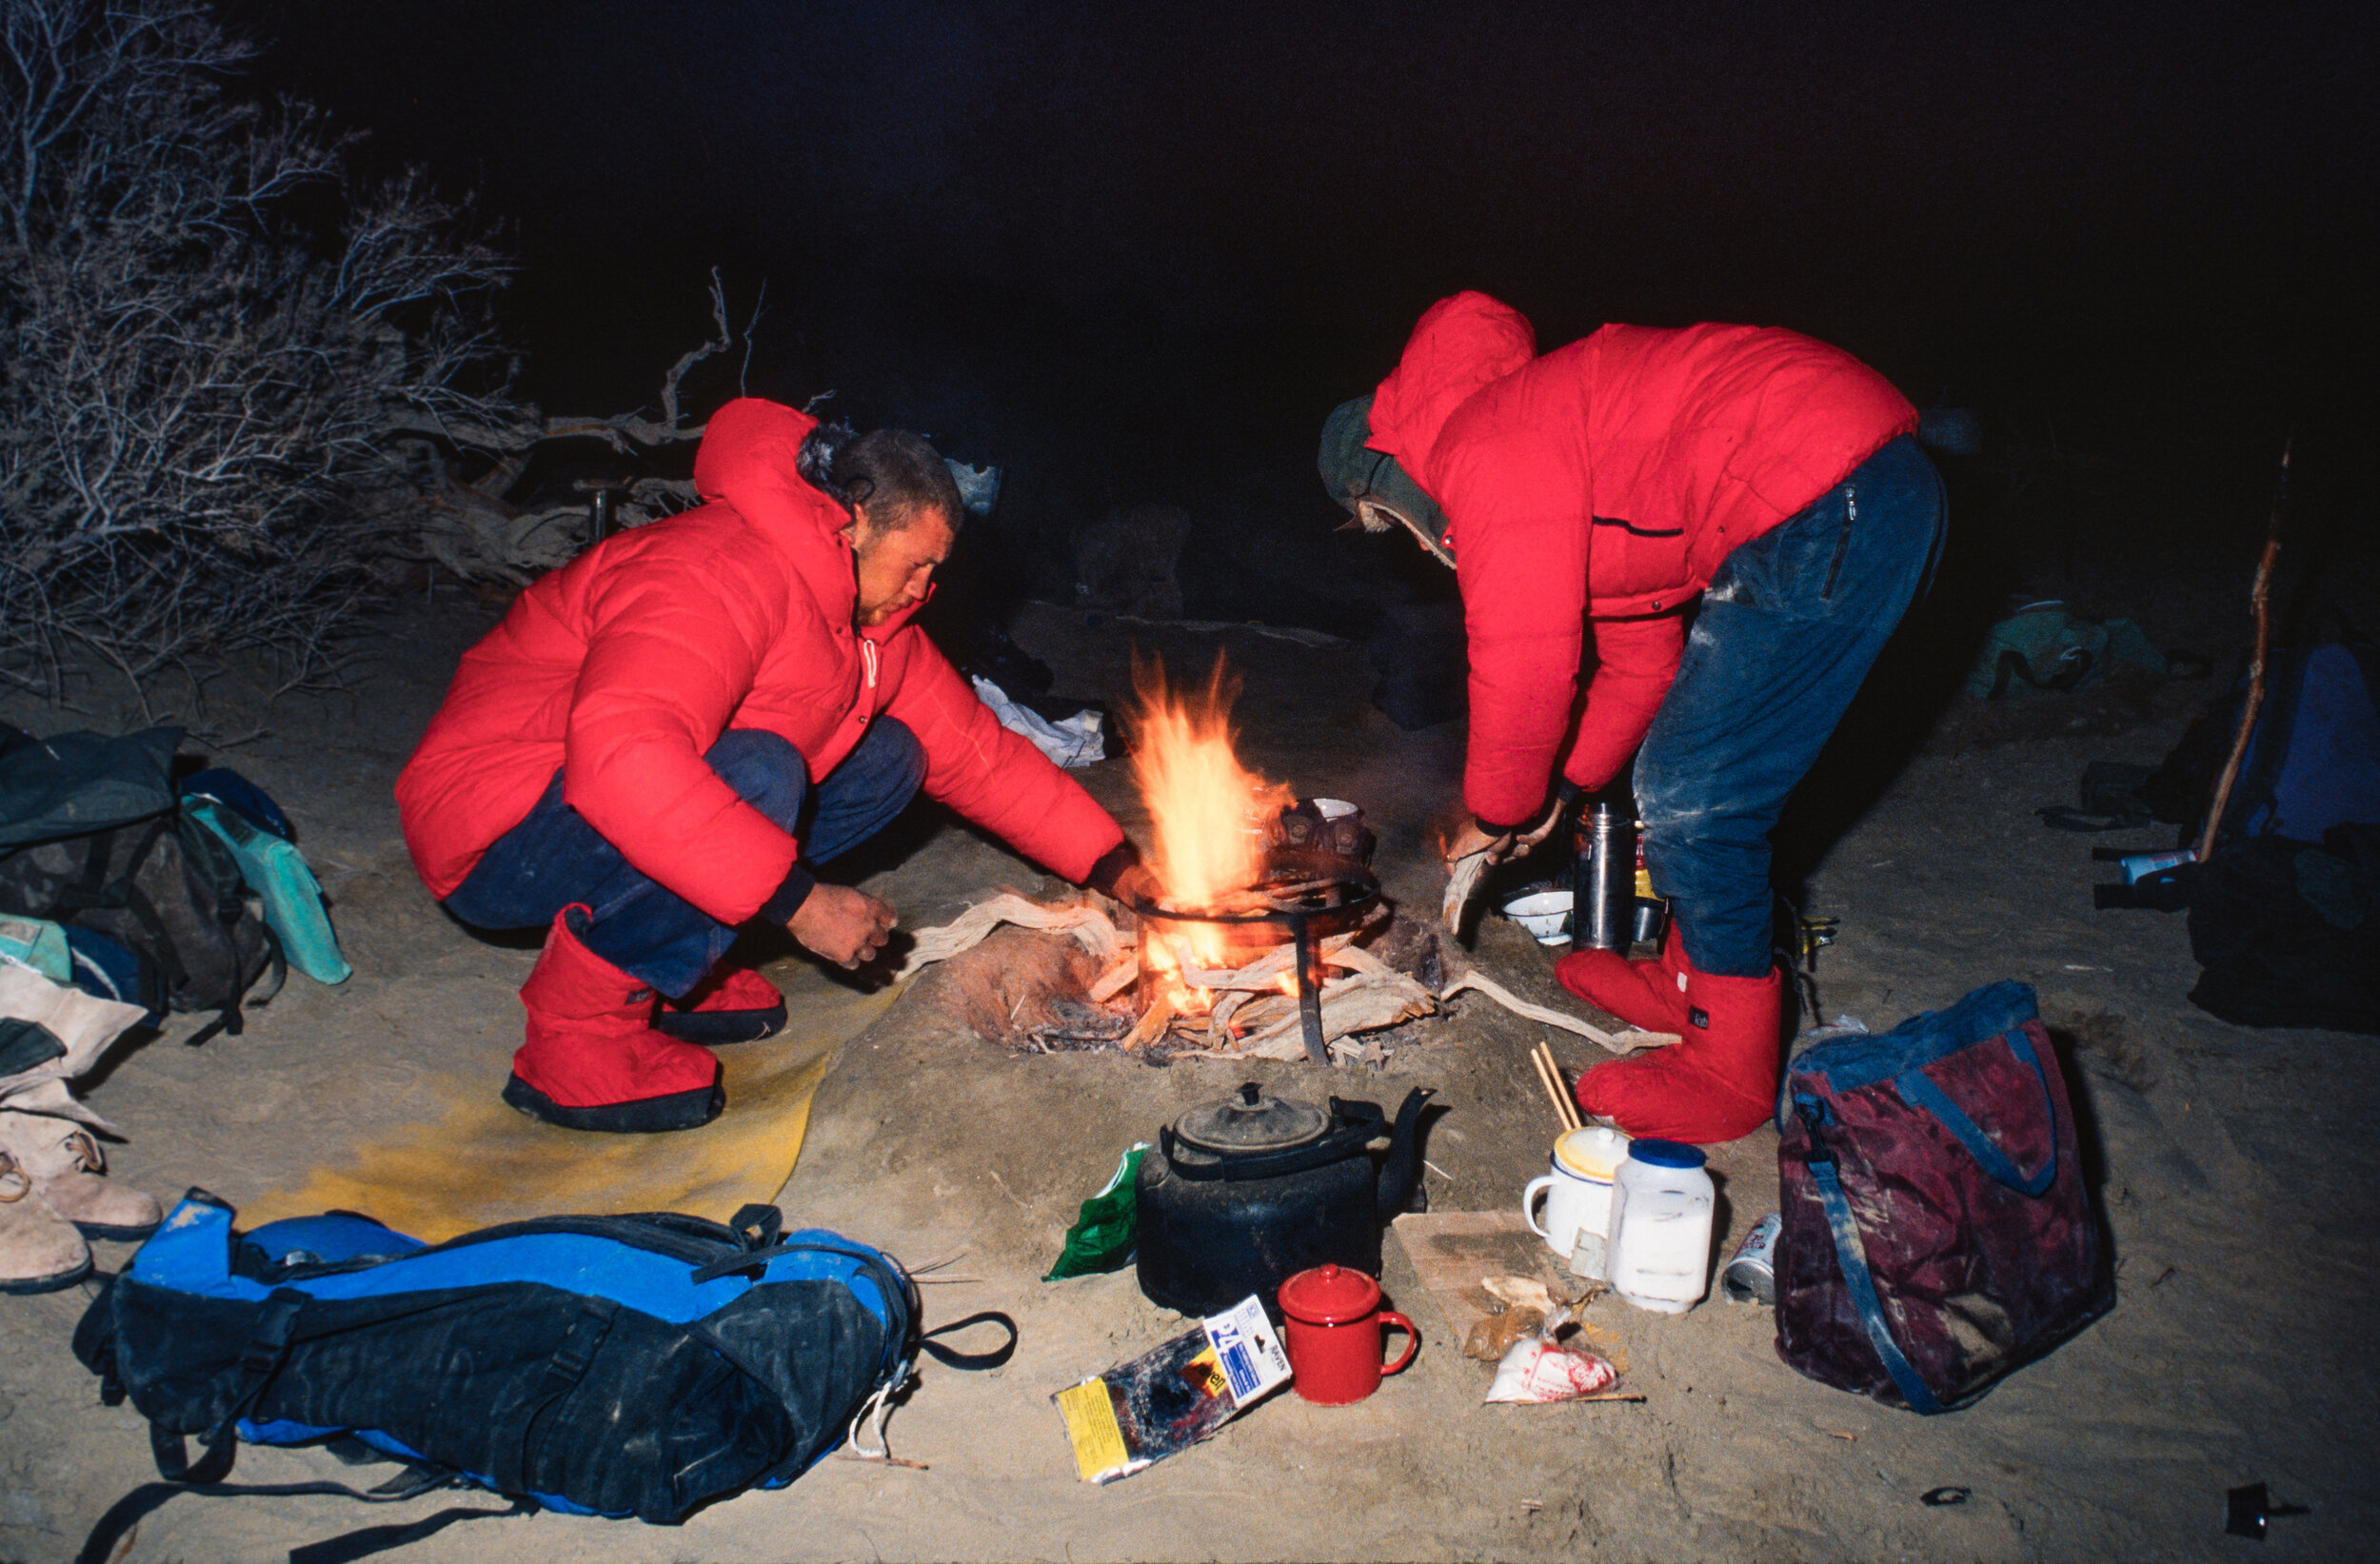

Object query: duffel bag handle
[1793,1095,1945,1416]
[1891,1025,2057,1198]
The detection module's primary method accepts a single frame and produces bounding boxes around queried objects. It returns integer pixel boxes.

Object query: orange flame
[1128,653,1293,977]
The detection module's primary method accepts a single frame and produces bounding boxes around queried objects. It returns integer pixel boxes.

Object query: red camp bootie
[1555,923,1694,1035]
[655,965,788,1045]
[504,907,724,1133]
[1574,956,1781,1145]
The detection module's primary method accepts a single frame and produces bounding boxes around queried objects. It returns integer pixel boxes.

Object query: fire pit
[1129,866,1379,1066]
[1079,655,1444,1063]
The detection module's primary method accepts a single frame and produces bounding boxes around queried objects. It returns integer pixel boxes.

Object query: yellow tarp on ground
[245,966,900,1242]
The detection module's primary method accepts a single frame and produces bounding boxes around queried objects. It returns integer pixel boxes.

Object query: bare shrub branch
[0,1,760,702]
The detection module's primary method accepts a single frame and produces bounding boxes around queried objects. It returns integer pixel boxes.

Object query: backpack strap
[79,1283,542,1563]
[147,1286,308,1486]
[78,1475,530,1564]
[286,1494,536,1564]
[1889,1026,2058,1197]
[917,1310,1019,1371]
[1792,1094,1945,1415]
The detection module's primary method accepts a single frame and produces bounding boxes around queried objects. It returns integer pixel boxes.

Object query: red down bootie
[1574,956,1781,1145]
[655,965,788,1045]
[1555,923,1693,1036]
[503,906,724,1133]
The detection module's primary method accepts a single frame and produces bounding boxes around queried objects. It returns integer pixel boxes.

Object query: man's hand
[1512,789,1574,853]
[1445,818,1518,868]
[1104,861,1159,908]
[789,884,898,969]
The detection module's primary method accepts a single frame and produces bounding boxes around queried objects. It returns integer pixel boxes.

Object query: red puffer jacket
[1366,292,1917,827]
[397,398,1123,923]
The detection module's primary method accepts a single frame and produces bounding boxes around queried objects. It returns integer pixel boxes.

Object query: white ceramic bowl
[1503,889,1573,944]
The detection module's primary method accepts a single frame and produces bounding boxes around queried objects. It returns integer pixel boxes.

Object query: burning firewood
[1119,992,1176,1052]
[1087,957,1141,1003]
[1227,969,1438,1061]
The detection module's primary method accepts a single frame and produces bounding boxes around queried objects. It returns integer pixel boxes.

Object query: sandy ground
[2,597,2374,1563]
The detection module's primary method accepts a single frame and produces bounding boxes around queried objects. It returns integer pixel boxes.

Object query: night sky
[234,1,2375,619]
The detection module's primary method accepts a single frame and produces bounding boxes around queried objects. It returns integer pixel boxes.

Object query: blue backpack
[72,1193,1013,1562]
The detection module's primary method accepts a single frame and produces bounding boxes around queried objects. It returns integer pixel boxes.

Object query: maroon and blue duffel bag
[1775,981,2112,1413]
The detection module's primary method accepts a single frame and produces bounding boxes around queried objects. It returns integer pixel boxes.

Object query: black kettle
[1135,1081,1434,1317]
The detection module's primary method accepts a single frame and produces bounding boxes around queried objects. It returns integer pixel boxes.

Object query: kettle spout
[1374,1087,1437,1220]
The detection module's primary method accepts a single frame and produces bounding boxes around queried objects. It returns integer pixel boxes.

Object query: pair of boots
[1555,926,1780,1145]
[502,906,788,1134]
[0,1111,162,1294]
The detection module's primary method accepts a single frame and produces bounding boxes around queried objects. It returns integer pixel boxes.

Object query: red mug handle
[1378,1311,1418,1376]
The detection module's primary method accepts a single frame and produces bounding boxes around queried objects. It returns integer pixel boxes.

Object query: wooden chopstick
[1529,1045,1576,1133]
[1536,1041,1582,1131]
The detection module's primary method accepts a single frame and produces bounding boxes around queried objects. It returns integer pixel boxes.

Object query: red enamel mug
[1277,1264,1418,1405]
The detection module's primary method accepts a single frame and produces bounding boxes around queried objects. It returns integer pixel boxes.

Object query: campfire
[893,652,1674,1063]
[1080,656,1438,1064]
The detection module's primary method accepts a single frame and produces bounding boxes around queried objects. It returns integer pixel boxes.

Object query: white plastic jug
[1606,1138,1716,1315]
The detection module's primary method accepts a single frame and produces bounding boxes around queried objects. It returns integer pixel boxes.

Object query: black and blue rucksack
[71,1193,1013,1561]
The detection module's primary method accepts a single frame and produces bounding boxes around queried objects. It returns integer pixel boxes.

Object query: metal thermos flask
[1573,802,1633,951]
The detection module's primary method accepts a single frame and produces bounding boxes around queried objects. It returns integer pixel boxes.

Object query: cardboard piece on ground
[243,962,901,1241]
[1392,1210,1567,1346]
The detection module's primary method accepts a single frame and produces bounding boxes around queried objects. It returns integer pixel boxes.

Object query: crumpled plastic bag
[1043,1143,1147,1280]
[972,675,1105,768]
[1482,1295,1621,1403]
[1486,1337,1620,1402]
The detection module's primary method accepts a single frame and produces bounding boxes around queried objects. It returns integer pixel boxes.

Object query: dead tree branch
[2196,434,2294,861]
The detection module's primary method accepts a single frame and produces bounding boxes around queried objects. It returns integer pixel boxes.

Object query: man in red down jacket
[1321,292,1941,1143]
[399,399,1139,1132]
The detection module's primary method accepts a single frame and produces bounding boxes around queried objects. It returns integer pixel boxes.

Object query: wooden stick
[1528,1047,1574,1133]
[1533,1043,1561,1130]
[1538,1044,1582,1131]
[1120,992,1175,1052]
[1537,1043,1581,1130]
[2198,433,2293,862]
[1574,1392,1646,1403]
[1440,971,1678,1054]
[1088,955,1140,1003]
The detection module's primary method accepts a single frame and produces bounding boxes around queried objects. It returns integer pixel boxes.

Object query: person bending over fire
[399,400,1141,1132]
[1321,292,1942,1144]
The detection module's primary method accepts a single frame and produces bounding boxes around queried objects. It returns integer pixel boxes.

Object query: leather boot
[0,1111,161,1239]
[1575,954,1780,1144]
[504,907,724,1133]
[1555,922,1693,1035]
[0,1147,90,1294]
[654,966,788,1045]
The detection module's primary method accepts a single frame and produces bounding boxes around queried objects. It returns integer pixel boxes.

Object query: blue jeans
[444,720,926,997]
[1635,435,1945,977]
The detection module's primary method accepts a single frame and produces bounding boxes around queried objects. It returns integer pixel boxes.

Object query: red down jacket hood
[398,398,1122,922]
[1367,291,1918,826]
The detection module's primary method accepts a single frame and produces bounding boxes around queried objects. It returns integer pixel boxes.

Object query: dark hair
[796,422,964,532]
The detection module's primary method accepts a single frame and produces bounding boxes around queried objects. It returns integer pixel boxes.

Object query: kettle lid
[1174,1081,1330,1155]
